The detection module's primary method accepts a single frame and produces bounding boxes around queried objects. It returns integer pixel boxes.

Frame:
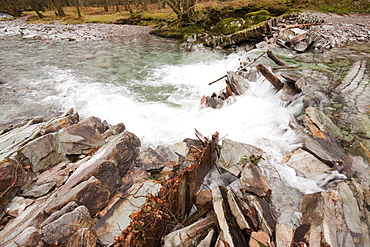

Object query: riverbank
[0,20,153,41]
[1,12,369,46]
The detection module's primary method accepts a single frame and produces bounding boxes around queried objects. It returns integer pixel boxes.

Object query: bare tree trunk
[75,0,82,17]
[0,0,23,17]
[166,0,196,25]
[114,0,121,11]
[33,8,44,18]
[53,0,66,16]
[103,0,109,11]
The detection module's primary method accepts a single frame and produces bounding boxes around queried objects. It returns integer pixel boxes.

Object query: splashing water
[1,34,323,226]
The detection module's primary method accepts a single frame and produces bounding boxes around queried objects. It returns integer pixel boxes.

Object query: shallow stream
[1,29,369,226]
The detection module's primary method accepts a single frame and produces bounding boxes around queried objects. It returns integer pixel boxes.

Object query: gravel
[0,19,153,41]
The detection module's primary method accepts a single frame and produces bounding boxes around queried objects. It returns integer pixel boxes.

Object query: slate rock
[4,196,34,217]
[40,201,79,228]
[20,133,68,174]
[40,108,79,135]
[42,205,94,244]
[338,182,363,234]
[155,145,179,162]
[58,116,105,155]
[239,160,271,198]
[216,139,264,177]
[3,226,42,247]
[305,107,343,140]
[0,197,48,246]
[20,181,56,198]
[163,213,217,247]
[276,223,294,247]
[137,147,166,172]
[249,231,271,247]
[55,131,140,196]
[66,228,97,247]
[100,131,141,176]
[102,123,125,140]
[212,186,248,247]
[35,160,80,187]
[93,180,161,246]
[298,190,345,246]
[286,148,330,180]
[45,176,110,216]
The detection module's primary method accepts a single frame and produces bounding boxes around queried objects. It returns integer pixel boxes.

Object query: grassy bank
[20,0,368,26]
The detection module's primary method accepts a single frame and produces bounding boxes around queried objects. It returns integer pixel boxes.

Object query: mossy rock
[212,17,249,35]
[150,24,205,40]
[244,10,271,25]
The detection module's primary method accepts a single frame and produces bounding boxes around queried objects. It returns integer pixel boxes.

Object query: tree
[166,0,196,25]
[102,0,109,11]
[74,0,82,17]
[0,0,24,17]
[52,0,66,16]
[25,0,46,18]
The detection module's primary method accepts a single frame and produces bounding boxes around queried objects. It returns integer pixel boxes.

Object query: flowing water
[0,33,301,149]
[1,30,369,226]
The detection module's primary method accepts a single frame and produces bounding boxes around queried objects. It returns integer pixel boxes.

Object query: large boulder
[58,116,106,155]
[40,108,79,135]
[45,176,110,216]
[20,133,68,174]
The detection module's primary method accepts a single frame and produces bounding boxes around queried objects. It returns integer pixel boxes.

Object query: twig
[208,50,268,86]
[208,75,227,85]
[238,50,268,71]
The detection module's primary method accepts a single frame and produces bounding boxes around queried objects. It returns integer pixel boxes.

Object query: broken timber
[256,64,284,90]
[114,132,219,247]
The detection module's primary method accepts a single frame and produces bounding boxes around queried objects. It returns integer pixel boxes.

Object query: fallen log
[256,64,284,90]
[267,49,287,67]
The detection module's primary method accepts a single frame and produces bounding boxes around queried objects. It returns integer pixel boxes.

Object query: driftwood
[256,64,284,90]
[285,22,324,29]
[285,32,307,47]
[276,39,290,49]
[267,50,287,67]
[208,75,227,85]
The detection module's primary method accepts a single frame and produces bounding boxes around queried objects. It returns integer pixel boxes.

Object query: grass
[21,0,369,25]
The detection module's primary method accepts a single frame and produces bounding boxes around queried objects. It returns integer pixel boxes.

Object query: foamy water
[37,52,301,151]
[2,33,337,226]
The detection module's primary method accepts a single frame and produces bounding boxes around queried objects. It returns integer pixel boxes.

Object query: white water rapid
[1,34,326,226]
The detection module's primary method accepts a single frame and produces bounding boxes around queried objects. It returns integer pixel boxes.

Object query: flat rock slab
[93,180,162,246]
[216,139,264,177]
[45,176,110,216]
[286,148,330,180]
[42,205,93,244]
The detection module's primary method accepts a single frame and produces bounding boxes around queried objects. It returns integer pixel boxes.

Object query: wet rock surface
[0,12,369,247]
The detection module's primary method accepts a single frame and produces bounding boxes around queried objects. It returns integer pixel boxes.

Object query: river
[0,32,302,151]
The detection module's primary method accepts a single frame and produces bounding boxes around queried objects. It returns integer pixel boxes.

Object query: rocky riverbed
[0,12,370,247]
[0,18,152,41]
